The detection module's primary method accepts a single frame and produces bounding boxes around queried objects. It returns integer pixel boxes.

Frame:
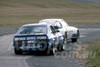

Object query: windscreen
[16,26,47,35]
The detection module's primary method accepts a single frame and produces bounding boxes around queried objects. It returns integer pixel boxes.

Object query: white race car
[39,19,80,42]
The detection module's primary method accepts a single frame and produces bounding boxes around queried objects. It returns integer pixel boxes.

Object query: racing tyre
[46,48,54,55]
[71,38,77,43]
[46,43,57,55]
[14,48,22,55]
[61,32,67,51]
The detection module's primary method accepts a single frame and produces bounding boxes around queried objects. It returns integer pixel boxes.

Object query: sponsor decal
[37,36,47,39]
[27,37,35,40]
[15,36,47,41]
[15,37,26,41]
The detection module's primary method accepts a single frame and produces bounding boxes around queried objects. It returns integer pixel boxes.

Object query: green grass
[87,43,100,67]
[0,0,100,27]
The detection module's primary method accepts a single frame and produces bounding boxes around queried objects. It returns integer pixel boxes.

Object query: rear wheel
[14,48,22,55]
[46,42,57,55]
[46,47,56,55]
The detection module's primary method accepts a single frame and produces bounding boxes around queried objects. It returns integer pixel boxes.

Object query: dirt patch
[75,42,100,67]
[74,44,89,66]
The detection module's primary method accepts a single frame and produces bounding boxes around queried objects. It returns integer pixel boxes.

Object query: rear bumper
[20,45,47,52]
[14,42,50,52]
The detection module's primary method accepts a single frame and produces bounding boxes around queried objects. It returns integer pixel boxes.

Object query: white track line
[80,35,86,38]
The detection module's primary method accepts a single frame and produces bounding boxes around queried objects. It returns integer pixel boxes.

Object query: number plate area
[19,36,47,51]
[20,40,41,50]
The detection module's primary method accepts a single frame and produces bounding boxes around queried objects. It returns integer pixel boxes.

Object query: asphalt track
[0,27,100,67]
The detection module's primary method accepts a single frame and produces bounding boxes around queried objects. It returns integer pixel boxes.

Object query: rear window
[16,26,47,35]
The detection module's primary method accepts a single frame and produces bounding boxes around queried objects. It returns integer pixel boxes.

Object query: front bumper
[72,34,78,38]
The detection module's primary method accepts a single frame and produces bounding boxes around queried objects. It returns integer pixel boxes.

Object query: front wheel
[60,32,67,51]
[14,48,22,55]
[71,38,77,43]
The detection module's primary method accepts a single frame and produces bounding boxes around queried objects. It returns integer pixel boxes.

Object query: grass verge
[76,42,100,67]
[87,42,100,67]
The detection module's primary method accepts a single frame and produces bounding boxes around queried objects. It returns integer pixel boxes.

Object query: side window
[54,22,62,29]
[59,22,63,28]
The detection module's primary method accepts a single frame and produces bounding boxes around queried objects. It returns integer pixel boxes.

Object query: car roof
[39,19,64,25]
[39,19,63,23]
[21,23,51,27]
